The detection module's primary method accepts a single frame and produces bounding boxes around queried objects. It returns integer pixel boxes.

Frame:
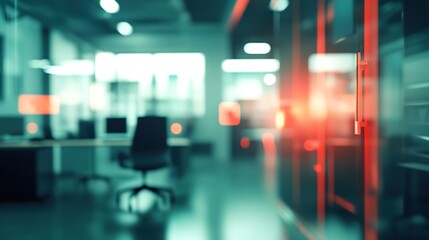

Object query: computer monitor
[0,117,24,137]
[78,120,96,139]
[105,117,127,134]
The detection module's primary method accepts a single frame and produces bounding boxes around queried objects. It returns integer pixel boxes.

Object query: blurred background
[0,0,427,239]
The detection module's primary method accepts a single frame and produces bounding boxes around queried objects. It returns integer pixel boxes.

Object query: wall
[49,30,99,174]
[0,13,43,137]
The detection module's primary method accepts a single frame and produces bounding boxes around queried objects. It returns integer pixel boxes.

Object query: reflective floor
[0,155,287,240]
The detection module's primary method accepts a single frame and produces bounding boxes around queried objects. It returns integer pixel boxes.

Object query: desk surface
[0,138,190,149]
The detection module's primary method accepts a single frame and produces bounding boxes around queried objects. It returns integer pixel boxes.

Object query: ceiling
[0,0,274,56]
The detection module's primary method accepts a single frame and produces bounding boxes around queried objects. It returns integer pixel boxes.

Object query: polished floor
[0,155,287,240]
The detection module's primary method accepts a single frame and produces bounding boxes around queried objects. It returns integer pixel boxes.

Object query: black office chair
[116,116,173,210]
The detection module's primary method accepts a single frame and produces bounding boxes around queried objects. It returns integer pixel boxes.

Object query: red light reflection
[240,137,250,149]
[26,122,38,134]
[170,123,183,135]
[304,139,318,152]
[18,95,60,115]
[262,132,276,155]
[219,102,241,126]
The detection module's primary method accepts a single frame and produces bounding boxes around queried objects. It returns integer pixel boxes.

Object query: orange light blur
[290,105,304,119]
[262,132,276,155]
[313,164,322,173]
[18,95,60,115]
[170,123,183,135]
[229,0,249,29]
[240,137,250,149]
[334,195,356,214]
[219,102,241,126]
[309,94,327,119]
[304,140,318,151]
[275,110,285,129]
[26,122,38,134]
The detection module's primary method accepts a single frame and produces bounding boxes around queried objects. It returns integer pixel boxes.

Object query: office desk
[0,137,190,148]
[0,138,190,201]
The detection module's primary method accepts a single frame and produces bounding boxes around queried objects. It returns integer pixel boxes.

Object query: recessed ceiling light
[222,59,279,73]
[263,73,277,86]
[100,0,120,14]
[269,0,289,12]
[117,22,133,36]
[243,42,271,54]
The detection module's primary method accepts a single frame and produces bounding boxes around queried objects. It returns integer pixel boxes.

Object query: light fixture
[29,59,50,69]
[263,73,277,86]
[18,95,60,115]
[95,52,117,81]
[243,42,271,54]
[100,0,120,14]
[222,59,279,73]
[44,60,95,76]
[308,53,355,73]
[269,0,289,12]
[117,22,133,36]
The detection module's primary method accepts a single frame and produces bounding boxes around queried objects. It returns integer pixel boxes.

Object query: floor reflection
[0,155,284,240]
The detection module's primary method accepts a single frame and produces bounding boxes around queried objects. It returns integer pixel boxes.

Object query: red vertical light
[363,0,379,239]
[291,0,301,207]
[316,0,327,235]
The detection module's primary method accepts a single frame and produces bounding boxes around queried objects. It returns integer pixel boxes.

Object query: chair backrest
[131,116,167,154]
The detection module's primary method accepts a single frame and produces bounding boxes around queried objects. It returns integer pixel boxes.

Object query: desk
[0,138,190,148]
[0,138,190,201]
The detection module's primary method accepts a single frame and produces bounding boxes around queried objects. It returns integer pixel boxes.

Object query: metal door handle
[355,52,367,135]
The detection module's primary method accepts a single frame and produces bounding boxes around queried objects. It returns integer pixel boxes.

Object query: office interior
[0,0,428,239]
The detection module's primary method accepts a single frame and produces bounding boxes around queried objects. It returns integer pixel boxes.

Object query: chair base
[116,184,174,211]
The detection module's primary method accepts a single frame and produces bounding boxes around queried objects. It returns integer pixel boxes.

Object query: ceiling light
[29,59,50,69]
[117,22,133,36]
[308,53,355,73]
[44,60,95,76]
[100,0,120,14]
[263,73,277,86]
[270,0,289,12]
[243,42,271,54]
[222,59,279,73]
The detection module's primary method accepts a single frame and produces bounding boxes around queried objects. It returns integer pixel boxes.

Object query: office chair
[116,116,174,210]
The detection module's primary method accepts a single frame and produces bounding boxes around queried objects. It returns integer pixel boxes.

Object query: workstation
[0,115,191,201]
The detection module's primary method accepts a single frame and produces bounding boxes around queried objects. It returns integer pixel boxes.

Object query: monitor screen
[0,117,24,136]
[105,117,127,134]
[78,120,96,139]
